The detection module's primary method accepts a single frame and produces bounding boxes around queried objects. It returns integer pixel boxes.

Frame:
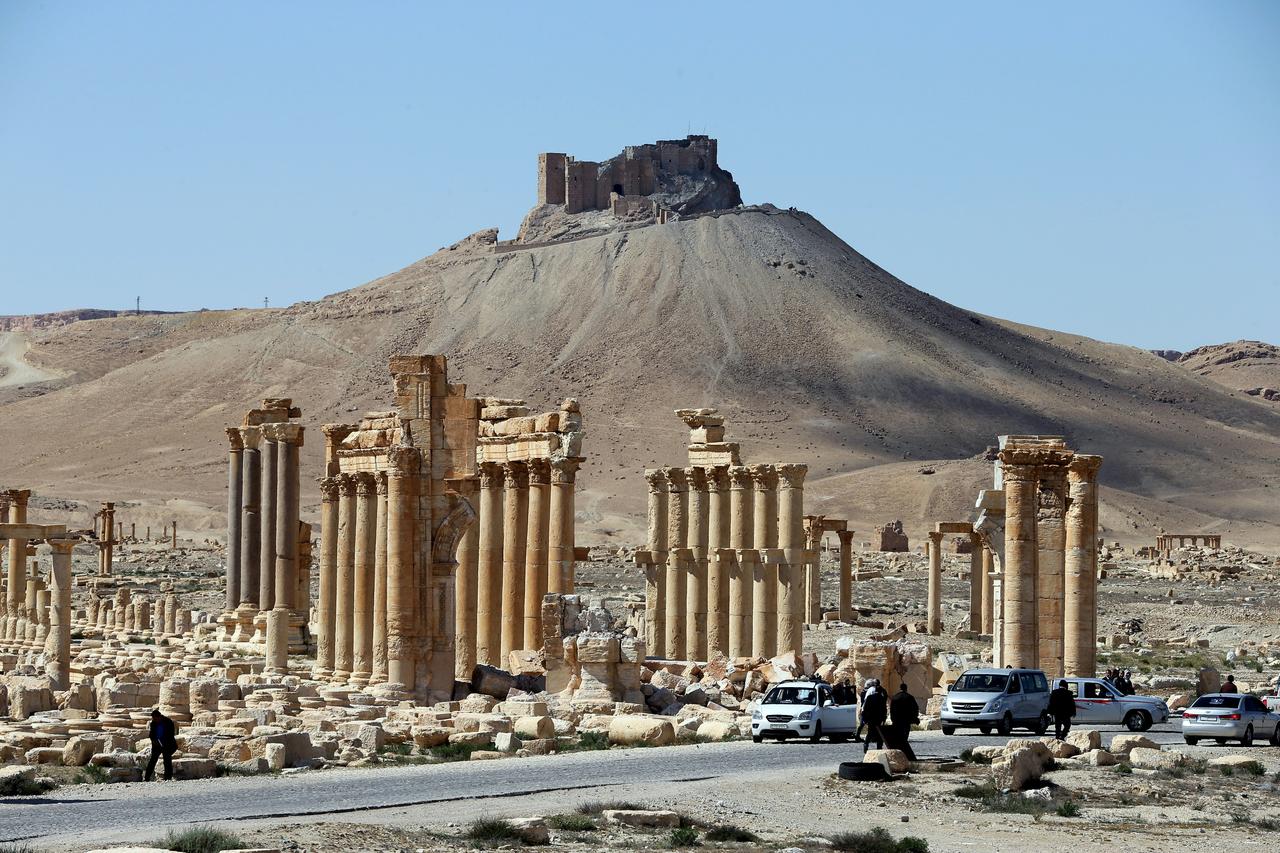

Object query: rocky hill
[1169,341,1280,403]
[2,207,1278,552]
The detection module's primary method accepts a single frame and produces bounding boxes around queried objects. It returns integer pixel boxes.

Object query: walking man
[145,708,178,781]
[888,683,920,760]
[1048,679,1077,740]
[860,681,888,754]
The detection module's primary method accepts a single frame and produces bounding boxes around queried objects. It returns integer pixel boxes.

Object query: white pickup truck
[750,679,858,744]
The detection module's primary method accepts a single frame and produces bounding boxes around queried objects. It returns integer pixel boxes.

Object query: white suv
[750,680,858,743]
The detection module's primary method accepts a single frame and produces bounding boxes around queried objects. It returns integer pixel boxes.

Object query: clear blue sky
[2,2,1276,351]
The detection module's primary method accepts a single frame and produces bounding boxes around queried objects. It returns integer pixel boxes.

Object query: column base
[286,612,308,655]
[230,604,256,643]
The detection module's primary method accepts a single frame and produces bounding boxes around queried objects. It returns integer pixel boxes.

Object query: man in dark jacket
[1048,680,1077,740]
[860,682,888,754]
[888,684,920,760]
[145,708,178,781]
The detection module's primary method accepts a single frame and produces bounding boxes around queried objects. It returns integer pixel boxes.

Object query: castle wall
[537,153,566,206]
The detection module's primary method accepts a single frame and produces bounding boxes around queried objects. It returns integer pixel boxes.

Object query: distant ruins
[972,435,1103,678]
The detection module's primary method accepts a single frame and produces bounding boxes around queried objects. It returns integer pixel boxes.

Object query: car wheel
[1272,725,1280,747]
[997,713,1013,737]
[1215,738,1227,745]
[1184,736,1199,745]
[979,724,993,735]
[752,735,762,744]
[942,725,956,736]
[1124,710,1150,732]
[809,723,823,745]
[1241,725,1253,747]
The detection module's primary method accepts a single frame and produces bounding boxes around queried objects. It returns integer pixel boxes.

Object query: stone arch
[431,493,476,567]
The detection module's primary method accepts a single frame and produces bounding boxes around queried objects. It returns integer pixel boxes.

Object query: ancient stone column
[98,502,115,577]
[968,533,984,632]
[838,529,855,623]
[1064,454,1103,678]
[35,588,50,646]
[643,468,669,657]
[371,474,390,682]
[664,468,688,659]
[313,476,340,680]
[750,465,778,654]
[475,462,504,667]
[258,431,278,612]
[727,466,754,657]
[265,607,289,675]
[333,473,357,682]
[1036,462,1069,677]
[705,468,730,656]
[235,427,262,640]
[5,490,30,641]
[750,547,772,658]
[776,464,806,654]
[524,460,551,650]
[272,424,303,616]
[452,476,478,680]
[981,546,995,635]
[42,539,74,690]
[548,458,579,594]
[685,467,708,660]
[999,449,1040,669]
[499,462,529,662]
[927,530,943,635]
[225,428,244,613]
[351,472,377,686]
[385,448,420,690]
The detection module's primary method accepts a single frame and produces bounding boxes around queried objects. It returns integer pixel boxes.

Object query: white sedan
[750,680,858,744]
[1059,677,1170,731]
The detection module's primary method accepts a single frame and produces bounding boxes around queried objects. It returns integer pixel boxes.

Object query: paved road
[0,724,1185,846]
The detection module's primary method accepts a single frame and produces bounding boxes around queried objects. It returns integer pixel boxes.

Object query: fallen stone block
[864,749,910,774]
[608,715,675,747]
[603,809,681,828]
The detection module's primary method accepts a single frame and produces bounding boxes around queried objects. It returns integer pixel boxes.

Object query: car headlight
[988,697,1004,711]
[798,711,813,721]
[751,711,761,721]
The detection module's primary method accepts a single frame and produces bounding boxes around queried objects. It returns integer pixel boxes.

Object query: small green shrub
[959,748,991,765]
[559,731,610,753]
[0,845,41,853]
[1237,760,1266,776]
[575,800,646,815]
[546,813,596,831]
[1230,811,1251,824]
[378,742,413,757]
[0,775,56,797]
[705,824,759,842]
[429,741,490,762]
[155,826,245,853]
[1220,765,1235,777]
[462,818,547,845]
[1254,817,1280,831]
[829,826,930,852]
[1115,763,1133,775]
[668,826,700,847]
[1056,801,1081,817]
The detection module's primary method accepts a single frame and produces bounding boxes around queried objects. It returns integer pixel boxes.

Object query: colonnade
[998,445,1102,677]
[640,462,807,661]
[222,416,306,662]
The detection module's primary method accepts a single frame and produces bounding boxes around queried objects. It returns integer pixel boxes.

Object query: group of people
[822,677,922,759]
[1102,668,1136,695]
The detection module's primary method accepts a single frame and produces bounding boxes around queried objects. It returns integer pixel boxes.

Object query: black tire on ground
[1215,738,1227,745]
[809,723,823,745]
[1241,725,1253,747]
[997,713,1013,736]
[1184,737,1199,745]
[979,724,993,735]
[752,735,762,743]
[1124,710,1151,732]
[838,761,891,782]
[942,725,956,736]
[830,734,850,744]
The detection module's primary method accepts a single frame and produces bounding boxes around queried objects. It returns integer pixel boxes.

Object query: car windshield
[953,673,1009,693]
[1191,696,1240,709]
[764,686,817,705]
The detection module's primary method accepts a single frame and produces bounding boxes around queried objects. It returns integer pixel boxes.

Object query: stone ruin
[972,435,1103,678]
[635,408,813,663]
[875,519,910,552]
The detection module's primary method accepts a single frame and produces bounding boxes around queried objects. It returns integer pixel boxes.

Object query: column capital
[238,425,262,450]
[336,472,358,495]
[1067,453,1103,483]
[928,530,944,543]
[42,538,78,556]
[776,463,808,489]
[355,471,377,497]
[375,471,389,496]
[226,428,244,451]
[264,422,305,446]
[728,466,753,490]
[502,460,529,490]
[386,446,420,478]
[837,529,856,544]
[643,468,667,493]
[748,463,777,490]
[478,461,504,489]
[5,488,31,505]
[706,466,729,490]
[319,476,341,501]
[665,467,688,491]
[684,466,706,490]
[550,457,581,485]
[527,459,551,486]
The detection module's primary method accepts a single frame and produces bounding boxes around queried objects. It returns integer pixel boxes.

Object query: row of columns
[924,530,990,636]
[223,423,305,660]
[642,463,807,661]
[1000,449,1102,677]
[462,458,579,675]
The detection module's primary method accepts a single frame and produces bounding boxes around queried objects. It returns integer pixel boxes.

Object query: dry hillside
[1,207,1277,551]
